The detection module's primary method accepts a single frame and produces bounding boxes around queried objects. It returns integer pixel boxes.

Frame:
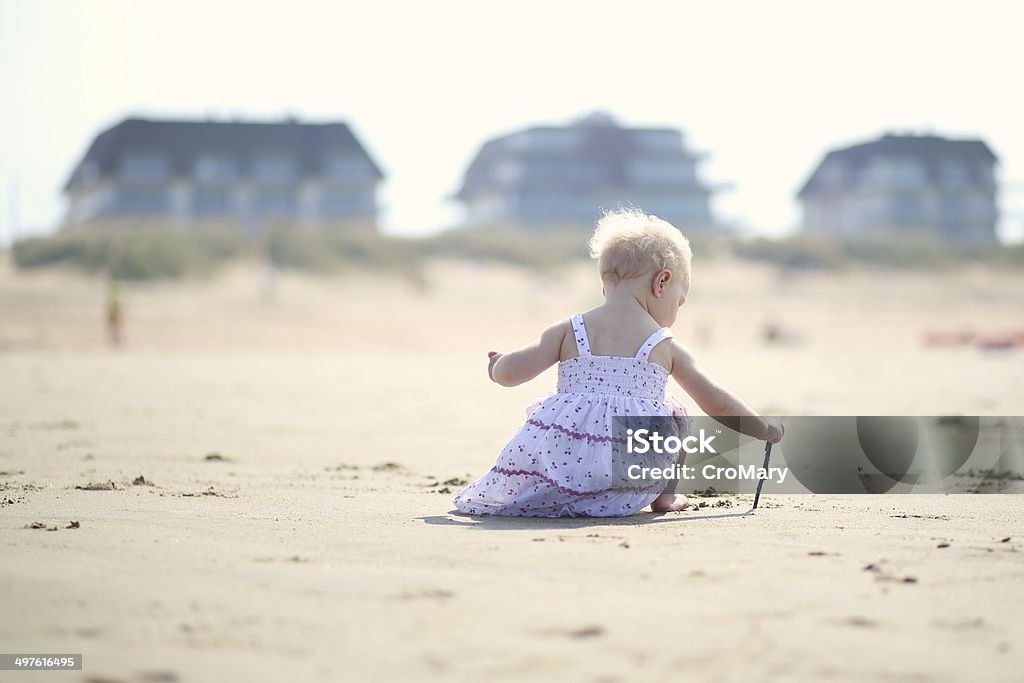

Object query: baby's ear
[653,268,672,295]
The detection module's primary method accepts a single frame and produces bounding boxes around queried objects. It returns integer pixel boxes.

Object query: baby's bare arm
[668,340,781,441]
[489,321,567,387]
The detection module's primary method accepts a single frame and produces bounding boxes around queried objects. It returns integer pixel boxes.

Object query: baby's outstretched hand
[765,418,785,444]
[487,351,504,383]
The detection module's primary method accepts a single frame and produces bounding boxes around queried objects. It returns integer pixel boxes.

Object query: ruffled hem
[452,468,666,518]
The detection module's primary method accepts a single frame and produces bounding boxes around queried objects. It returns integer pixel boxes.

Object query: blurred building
[62,117,383,232]
[455,112,716,230]
[798,133,998,243]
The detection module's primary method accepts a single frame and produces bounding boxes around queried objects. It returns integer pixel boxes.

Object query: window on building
[937,160,969,189]
[119,152,170,183]
[251,154,298,185]
[885,159,926,188]
[889,193,924,223]
[323,155,372,184]
[492,161,523,184]
[521,161,605,185]
[195,155,239,184]
[976,164,996,190]
[940,196,969,218]
[115,187,170,214]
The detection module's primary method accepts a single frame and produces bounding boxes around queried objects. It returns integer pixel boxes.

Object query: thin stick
[752,441,773,510]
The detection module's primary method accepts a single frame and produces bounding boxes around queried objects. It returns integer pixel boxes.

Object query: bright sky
[2,0,1022,244]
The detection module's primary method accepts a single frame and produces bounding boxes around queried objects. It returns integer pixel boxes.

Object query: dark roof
[64,117,383,191]
[455,115,701,200]
[798,133,997,198]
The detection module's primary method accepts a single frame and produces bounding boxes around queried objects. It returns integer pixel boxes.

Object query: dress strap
[635,327,673,361]
[569,314,592,357]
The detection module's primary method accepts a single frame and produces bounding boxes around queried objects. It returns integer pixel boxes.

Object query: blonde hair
[588,207,692,285]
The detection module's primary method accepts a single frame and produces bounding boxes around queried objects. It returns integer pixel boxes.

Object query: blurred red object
[976,335,1020,350]
[923,330,976,347]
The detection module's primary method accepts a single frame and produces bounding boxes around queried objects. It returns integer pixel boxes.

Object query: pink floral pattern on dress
[453,313,690,517]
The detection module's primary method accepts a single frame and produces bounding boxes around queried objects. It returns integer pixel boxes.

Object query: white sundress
[452,313,691,517]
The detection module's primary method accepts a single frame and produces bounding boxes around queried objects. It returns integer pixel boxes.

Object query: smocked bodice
[556,355,670,401]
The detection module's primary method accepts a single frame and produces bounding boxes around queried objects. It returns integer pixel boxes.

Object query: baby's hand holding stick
[764,418,785,443]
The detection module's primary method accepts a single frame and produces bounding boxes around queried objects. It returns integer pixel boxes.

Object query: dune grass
[12,224,248,280]
[9,222,1022,280]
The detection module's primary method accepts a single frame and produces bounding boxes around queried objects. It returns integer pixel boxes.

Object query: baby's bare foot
[651,494,696,513]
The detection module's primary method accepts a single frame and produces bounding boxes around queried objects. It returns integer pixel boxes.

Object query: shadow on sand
[418,508,756,530]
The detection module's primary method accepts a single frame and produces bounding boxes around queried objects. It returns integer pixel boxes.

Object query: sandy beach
[1,255,1023,682]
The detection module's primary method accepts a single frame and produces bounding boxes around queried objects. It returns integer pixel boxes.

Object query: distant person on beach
[106,275,123,347]
[453,208,784,517]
